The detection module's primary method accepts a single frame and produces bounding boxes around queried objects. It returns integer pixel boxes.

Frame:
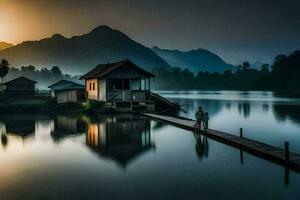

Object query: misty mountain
[0,26,170,74]
[0,42,13,51]
[152,47,235,73]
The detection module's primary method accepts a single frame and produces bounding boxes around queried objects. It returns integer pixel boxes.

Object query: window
[93,82,95,90]
[89,82,92,90]
[108,79,130,90]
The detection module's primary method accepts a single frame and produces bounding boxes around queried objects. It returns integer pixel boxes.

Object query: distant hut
[4,76,37,96]
[48,80,85,104]
[80,59,155,111]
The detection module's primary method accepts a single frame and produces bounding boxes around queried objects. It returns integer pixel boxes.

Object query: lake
[157,90,300,153]
[0,91,300,199]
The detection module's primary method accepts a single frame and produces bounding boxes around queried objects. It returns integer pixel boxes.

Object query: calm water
[157,90,300,153]
[0,91,300,199]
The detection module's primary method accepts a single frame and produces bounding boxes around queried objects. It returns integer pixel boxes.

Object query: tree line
[152,50,300,92]
[1,50,299,91]
[0,61,81,89]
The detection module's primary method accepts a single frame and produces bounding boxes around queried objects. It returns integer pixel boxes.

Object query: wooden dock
[142,113,300,172]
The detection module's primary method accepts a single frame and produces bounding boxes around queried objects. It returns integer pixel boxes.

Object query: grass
[0,96,115,114]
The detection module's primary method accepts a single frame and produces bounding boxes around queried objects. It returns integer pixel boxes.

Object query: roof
[48,80,85,91]
[80,59,155,80]
[4,76,37,85]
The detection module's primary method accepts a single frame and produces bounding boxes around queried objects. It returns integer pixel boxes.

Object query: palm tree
[0,59,10,93]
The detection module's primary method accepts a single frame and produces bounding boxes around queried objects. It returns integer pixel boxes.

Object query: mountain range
[0,26,169,74]
[0,25,234,74]
[152,47,234,73]
[0,42,14,51]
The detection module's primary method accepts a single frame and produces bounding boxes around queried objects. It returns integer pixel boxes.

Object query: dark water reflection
[0,113,300,199]
[85,115,154,168]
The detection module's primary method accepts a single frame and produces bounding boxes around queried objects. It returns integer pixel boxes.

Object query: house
[4,76,37,96]
[48,80,85,104]
[80,59,155,111]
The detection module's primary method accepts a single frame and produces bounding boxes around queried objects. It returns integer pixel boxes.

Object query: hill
[0,42,13,51]
[152,47,235,73]
[0,26,170,74]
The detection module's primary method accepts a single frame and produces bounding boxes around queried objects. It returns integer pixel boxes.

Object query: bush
[82,100,106,113]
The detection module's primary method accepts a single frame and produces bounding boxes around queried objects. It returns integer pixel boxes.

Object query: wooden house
[4,76,36,96]
[48,80,85,104]
[80,59,155,111]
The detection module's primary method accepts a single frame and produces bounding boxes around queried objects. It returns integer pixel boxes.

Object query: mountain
[152,47,235,73]
[0,42,13,51]
[0,26,170,74]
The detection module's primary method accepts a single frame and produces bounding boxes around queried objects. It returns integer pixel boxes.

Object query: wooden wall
[56,90,77,104]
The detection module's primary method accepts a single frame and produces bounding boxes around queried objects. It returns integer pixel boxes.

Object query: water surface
[1,91,300,199]
[157,90,300,153]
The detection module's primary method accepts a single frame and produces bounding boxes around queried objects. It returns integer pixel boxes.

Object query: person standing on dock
[194,106,204,131]
[204,112,209,132]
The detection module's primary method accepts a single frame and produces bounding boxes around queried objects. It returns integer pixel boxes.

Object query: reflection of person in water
[194,133,209,160]
[1,134,8,148]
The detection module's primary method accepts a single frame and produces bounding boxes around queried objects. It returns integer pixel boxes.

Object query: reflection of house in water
[262,104,270,112]
[2,117,35,139]
[51,116,87,142]
[0,123,8,148]
[273,104,300,123]
[238,103,251,118]
[86,114,154,167]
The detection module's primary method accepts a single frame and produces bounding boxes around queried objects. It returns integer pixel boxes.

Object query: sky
[0,0,300,64]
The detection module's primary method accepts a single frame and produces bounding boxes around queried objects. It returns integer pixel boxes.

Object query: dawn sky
[0,0,300,64]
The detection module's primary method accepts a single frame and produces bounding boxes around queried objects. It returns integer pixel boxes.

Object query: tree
[51,66,62,77]
[0,59,9,85]
[242,62,250,71]
[260,64,270,75]
[21,65,36,73]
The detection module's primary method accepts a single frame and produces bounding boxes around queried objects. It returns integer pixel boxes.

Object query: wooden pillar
[240,128,243,164]
[122,79,124,100]
[129,79,131,90]
[139,79,142,90]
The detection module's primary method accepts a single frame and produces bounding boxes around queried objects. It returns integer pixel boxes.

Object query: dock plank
[142,113,300,172]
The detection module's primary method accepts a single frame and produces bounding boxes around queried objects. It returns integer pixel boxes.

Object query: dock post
[285,141,290,164]
[239,128,244,164]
